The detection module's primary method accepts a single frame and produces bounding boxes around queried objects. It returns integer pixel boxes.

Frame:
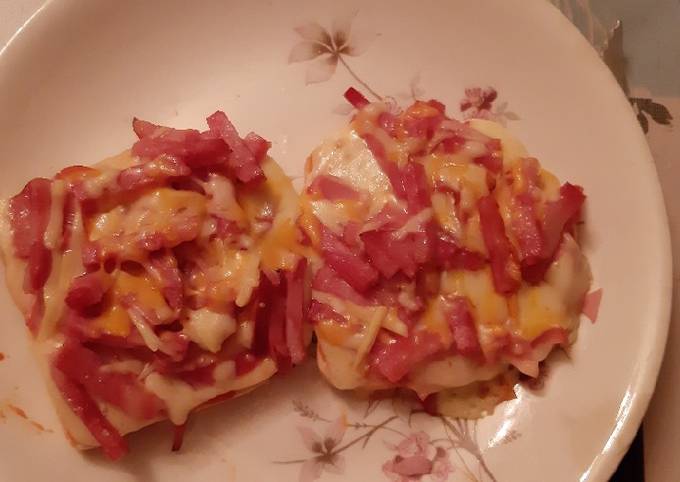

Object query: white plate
[0,1,671,481]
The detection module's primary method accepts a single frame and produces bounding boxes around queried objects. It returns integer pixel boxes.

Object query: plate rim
[0,0,673,480]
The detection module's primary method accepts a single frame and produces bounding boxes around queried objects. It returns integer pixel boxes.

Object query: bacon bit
[171,423,186,452]
[444,296,483,360]
[582,288,603,323]
[344,87,370,109]
[206,111,264,183]
[478,195,521,294]
[0,353,5,361]
[308,174,360,201]
[320,228,378,292]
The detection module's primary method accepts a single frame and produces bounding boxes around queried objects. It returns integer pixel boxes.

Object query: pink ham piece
[320,228,378,293]
[147,250,184,311]
[541,183,585,258]
[65,271,112,311]
[343,87,370,109]
[478,195,521,294]
[308,174,360,201]
[8,178,53,296]
[131,118,231,169]
[433,234,486,271]
[54,342,165,421]
[444,296,483,359]
[370,330,444,383]
[582,288,603,323]
[312,265,370,306]
[51,366,128,461]
[308,300,349,325]
[206,111,265,183]
[522,182,586,283]
[117,157,191,192]
[362,133,430,213]
[242,132,271,164]
[473,139,503,174]
[361,228,432,279]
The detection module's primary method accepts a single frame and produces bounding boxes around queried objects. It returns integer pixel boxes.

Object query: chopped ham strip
[370,331,443,383]
[582,288,603,323]
[320,228,378,292]
[51,365,128,460]
[478,195,521,294]
[444,296,482,359]
[308,174,360,201]
[343,87,370,109]
[206,111,265,183]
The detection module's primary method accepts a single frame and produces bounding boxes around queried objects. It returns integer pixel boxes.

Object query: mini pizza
[300,88,591,416]
[0,112,309,459]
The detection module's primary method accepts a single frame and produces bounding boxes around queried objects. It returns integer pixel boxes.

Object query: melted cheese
[204,174,246,225]
[440,268,508,326]
[408,356,506,395]
[419,298,451,348]
[144,357,277,425]
[183,308,236,353]
[95,149,138,170]
[39,199,86,341]
[93,304,131,337]
[467,119,528,169]
[206,244,260,308]
[0,201,32,316]
[309,199,361,235]
[517,235,591,339]
[256,157,302,273]
[43,181,66,250]
[125,188,206,239]
[308,126,395,218]
[353,306,388,367]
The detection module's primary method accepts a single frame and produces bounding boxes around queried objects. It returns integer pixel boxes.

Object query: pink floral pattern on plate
[288,11,382,100]
[275,399,510,482]
[288,12,521,126]
[459,87,519,125]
